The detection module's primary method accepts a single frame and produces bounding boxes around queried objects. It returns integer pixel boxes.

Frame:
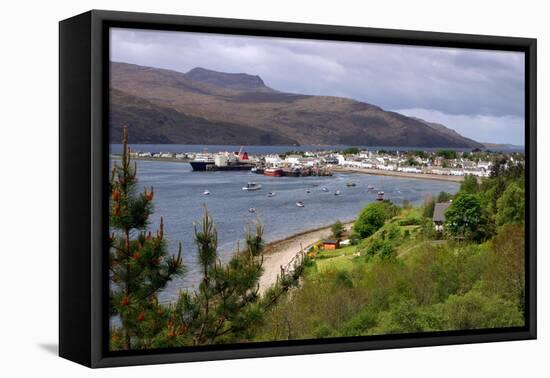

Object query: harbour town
[111,145,523,181]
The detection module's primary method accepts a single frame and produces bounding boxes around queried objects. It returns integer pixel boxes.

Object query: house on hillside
[322,240,340,250]
[433,202,452,232]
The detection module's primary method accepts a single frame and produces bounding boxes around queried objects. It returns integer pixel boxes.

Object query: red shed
[323,240,340,250]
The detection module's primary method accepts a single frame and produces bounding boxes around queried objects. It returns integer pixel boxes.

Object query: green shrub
[398,216,422,226]
[340,309,378,336]
[495,183,525,226]
[331,220,344,239]
[444,193,490,242]
[359,237,395,261]
[436,290,524,330]
[369,298,426,334]
[353,203,388,238]
[334,270,354,288]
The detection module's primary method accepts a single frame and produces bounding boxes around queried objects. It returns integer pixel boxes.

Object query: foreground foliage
[255,163,526,341]
[109,127,184,350]
[255,224,524,341]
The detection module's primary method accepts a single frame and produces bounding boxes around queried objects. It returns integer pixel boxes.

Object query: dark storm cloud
[110,28,525,144]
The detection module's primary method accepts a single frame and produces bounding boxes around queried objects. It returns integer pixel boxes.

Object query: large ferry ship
[190,148,256,172]
[189,154,215,171]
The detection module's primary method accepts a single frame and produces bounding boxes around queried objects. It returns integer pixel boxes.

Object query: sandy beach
[258,221,354,293]
[332,166,465,182]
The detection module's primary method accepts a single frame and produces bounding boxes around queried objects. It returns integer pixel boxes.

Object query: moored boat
[264,167,284,177]
[242,182,263,191]
[296,201,305,208]
[190,154,215,171]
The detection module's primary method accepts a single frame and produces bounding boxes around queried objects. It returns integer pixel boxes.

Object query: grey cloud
[110,28,525,144]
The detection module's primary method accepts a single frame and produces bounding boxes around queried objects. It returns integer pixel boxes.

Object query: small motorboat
[248,207,256,213]
[346,182,356,187]
[376,191,385,201]
[322,187,329,192]
[367,185,375,191]
[306,189,311,194]
[334,190,341,196]
[267,192,276,197]
[296,201,305,208]
[203,190,210,195]
[242,182,263,191]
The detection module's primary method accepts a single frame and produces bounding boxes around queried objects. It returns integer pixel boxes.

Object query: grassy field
[308,207,425,276]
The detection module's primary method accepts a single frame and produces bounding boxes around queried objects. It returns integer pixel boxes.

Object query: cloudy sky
[111,28,525,145]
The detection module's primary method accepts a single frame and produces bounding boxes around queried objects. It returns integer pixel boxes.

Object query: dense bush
[444,193,490,242]
[496,183,525,226]
[482,224,525,311]
[398,216,422,226]
[353,200,399,239]
[435,290,523,330]
[331,220,344,239]
[360,237,395,261]
[353,203,388,238]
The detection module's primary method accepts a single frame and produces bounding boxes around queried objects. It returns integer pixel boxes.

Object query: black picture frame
[59,9,537,368]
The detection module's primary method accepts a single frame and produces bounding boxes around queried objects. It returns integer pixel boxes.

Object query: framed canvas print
[59,10,537,368]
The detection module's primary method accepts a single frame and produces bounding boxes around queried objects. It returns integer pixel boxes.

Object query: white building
[399,166,422,173]
[285,155,302,165]
[477,161,492,171]
[265,154,283,166]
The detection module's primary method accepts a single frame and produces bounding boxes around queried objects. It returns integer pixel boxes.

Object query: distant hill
[110,62,484,148]
[185,67,275,93]
[411,118,481,148]
[482,142,525,151]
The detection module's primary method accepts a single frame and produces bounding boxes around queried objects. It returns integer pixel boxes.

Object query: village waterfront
[119,157,460,302]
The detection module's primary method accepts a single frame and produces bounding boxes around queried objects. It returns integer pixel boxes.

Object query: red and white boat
[264,167,284,177]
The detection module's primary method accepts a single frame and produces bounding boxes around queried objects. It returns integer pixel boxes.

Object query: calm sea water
[123,160,459,302]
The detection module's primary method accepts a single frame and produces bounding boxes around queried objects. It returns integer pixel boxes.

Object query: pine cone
[112,189,121,201]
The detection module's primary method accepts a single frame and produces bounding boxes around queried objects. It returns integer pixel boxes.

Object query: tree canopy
[353,203,388,238]
[444,193,489,242]
[496,183,525,226]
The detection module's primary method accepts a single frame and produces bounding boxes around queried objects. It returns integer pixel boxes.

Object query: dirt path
[258,221,354,293]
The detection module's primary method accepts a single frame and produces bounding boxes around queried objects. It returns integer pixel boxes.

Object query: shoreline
[111,155,465,183]
[332,166,465,182]
[259,220,354,293]
[110,154,192,164]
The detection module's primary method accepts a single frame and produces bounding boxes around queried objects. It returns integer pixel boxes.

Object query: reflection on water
[119,160,459,301]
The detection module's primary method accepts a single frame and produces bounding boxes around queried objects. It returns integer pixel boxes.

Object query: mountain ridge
[110,61,483,148]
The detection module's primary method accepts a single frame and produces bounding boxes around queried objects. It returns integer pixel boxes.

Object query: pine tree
[109,127,184,350]
[169,206,266,345]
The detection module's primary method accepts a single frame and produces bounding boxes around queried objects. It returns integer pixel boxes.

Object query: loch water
[123,160,459,302]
